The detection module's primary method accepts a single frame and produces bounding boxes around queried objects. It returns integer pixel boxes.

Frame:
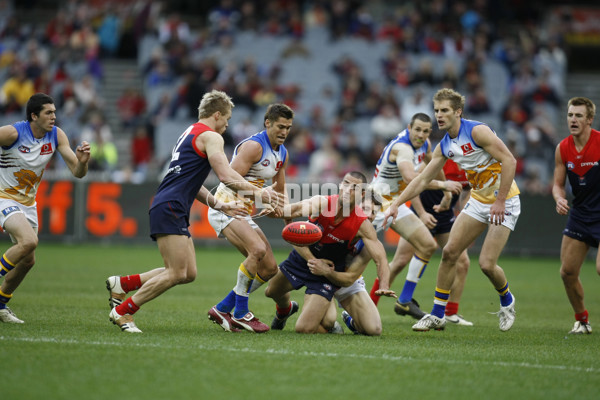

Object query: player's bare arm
[357,220,396,297]
[282,195,328,220]
[309,250,370,287]
[56,128,89,178]
[201,131,283,207]
[552,144,569,215]
[386,146,448,219]
[196,186,247,218]
[0,125,18,147]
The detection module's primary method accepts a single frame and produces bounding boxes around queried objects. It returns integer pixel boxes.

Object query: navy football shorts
[149,201,191,240]
[279,251,338,301]
[563,215,600,248]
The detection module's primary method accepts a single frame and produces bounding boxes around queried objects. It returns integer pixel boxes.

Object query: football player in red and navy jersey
[264,171,396,334]
[553,96,600,335]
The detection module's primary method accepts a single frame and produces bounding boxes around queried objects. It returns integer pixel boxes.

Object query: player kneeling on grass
[264,172,396,334]
[316,195,387,336]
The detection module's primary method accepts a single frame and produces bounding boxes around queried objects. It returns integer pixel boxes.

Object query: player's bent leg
[133,235,197,306]
[341,292,382,336]
[295,293,332,334]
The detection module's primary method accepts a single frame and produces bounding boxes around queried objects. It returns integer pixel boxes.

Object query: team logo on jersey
[417,153,425,163]
[448,150,455,158]
[261,159,270,167]
[461,143,474,155]
[18,145,31,153]
[566,161,575,170]
[40,143,53,155]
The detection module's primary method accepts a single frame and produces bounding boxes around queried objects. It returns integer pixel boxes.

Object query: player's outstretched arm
[358,221,396,298]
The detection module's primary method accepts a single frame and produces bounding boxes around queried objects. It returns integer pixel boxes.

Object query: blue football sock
[216,290,236,313]
[398,281,417,304]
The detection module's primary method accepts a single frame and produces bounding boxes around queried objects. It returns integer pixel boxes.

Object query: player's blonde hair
[197,90,235,119]
[433,88,465,116]
[568,97,596,120]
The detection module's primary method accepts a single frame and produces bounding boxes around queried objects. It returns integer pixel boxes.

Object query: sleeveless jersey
[150,123,214,213]
[371,129,429,205]
[559,129,600,221]
[0,120,58,206]
[306,195,368,271]
[213,130,287,214]
[438,118,520,204]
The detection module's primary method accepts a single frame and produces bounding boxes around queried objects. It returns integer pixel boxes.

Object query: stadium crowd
[0,0,571,192]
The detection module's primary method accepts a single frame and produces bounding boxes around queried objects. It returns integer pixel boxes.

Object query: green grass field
[2,243,599,400]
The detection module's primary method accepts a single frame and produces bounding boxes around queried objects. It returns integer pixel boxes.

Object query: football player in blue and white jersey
[0,93,90,324]
[207,104,294,333]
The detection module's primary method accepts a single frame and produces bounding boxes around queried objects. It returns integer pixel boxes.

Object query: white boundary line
[2,335,597,373]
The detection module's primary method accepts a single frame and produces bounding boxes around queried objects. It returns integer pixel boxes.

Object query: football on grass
[282,221,322,246]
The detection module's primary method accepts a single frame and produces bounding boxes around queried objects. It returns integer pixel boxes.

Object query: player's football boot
[0,307,24,323]
[445,314,474,326]
[231,311,270,333]
[493,296,516,331]
[207,306,241,332]
[271,301,299,330]
[106,276,126,308]
[394,298,426,320]
[412,314,446,331]
[569,320,592,335]
[109,307,142,333]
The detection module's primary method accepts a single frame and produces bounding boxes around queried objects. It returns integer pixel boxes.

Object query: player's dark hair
[347,170,367,183]
[26,93,54,122]
[410,113,432,126]
[264,103,294,125]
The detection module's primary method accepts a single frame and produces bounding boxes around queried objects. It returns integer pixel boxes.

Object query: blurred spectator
[117,87,147,129]
[131,125,153,180]
[308,137,341,183]
[1,68,35,112]
[74,74,101,109]
[80,112,113,144]
[466,85,491,116]
[400,86,431,125]
[97,10,121,57]
[371,103,403,140]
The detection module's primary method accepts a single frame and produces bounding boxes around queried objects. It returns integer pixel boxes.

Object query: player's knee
[441,246,460,264]
[248,242,267,261]
[18,236,39,254]
[295,323,317,334]
[363,324,382,336]
[560,266,577,282]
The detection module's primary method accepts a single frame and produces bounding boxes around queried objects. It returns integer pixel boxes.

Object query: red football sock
[276,302,292,318]
[120,274,142,292]
[575,310,589,323]
[115,297,140,316]
[445,301,459,316]
[369,278,380,306]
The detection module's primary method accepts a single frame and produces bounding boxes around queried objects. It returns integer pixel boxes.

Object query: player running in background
[105,90,282,333]
[0,93,90,323]
[368,113,461,319]
[207,104,294,333]
[265,172,396,334]
[387,88,520,332]
[553,96,600,335]
[387,159,473,326]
